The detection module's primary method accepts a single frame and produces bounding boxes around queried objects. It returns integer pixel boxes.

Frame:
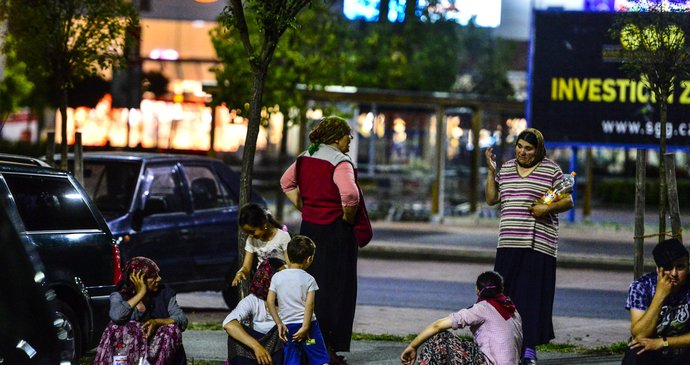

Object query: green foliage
[585,341,628,355]
[188,322,224,331]
[595,178,690,207]
[536,342,581,353]
[210,3,515,112]
[351,332,417,342]
[0,48,33,122]
[610,3,690,100]
[0,0,137,107]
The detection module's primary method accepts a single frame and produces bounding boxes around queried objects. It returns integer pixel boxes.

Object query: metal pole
[74,132,83,186]
[568,146,577,223]
[367,104,377,176]
[431,107,445,222]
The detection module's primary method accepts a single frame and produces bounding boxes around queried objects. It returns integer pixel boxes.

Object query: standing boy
[267,235,330,365]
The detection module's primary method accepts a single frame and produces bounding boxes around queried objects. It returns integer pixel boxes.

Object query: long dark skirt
[227,325,283,365]
[494,247,556,348]
[93,321,186,365]
[301,219,358,352]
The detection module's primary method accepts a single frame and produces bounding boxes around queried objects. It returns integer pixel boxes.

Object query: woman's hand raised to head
[130,270,147,295]
[485,147,497,174]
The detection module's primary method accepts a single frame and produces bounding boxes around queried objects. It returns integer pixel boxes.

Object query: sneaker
[520,358,537,365]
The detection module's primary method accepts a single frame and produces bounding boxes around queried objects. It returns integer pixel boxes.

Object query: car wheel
[54,299,82,364]
[222,283,240,308]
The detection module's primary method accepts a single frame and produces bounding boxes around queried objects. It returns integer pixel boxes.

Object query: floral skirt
[418,331,487,365]
[92,321,185,365]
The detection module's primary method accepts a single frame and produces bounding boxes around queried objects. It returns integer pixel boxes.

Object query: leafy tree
[0,48,33,133]
[610,1,690,242]
[0,0,136,169]
[218,0,313,296]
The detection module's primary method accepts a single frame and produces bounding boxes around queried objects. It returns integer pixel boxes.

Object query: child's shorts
[284,320,329,365]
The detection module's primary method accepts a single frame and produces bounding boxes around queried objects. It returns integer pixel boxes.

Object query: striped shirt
[496,158,564,257]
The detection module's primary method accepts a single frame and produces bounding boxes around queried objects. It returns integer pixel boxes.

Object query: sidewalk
[182,330,623,364]
[179,213,676,364]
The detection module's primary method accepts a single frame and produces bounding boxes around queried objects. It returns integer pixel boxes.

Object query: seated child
[266,235,330,365]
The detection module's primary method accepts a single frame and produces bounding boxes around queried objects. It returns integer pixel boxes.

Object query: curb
[360,242,656,272]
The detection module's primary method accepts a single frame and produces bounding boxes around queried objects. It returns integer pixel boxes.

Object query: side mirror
[132,197,168,231]
[131,210,143,232]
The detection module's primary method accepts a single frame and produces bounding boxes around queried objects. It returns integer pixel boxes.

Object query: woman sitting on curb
[93,256,188,365]
[400,271,522,365]
[224,257,287,365]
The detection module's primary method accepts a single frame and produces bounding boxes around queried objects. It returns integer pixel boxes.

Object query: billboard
[343,0,501,27]
[529,11,690,149]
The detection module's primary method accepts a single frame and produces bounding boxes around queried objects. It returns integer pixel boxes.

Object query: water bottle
[537,172,576,205]
[113,343,127,365]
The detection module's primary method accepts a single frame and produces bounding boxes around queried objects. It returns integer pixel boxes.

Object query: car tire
[222,282,240,308]
[54,299,82,365]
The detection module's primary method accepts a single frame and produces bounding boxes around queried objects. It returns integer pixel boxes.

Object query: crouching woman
[93,257,188,365]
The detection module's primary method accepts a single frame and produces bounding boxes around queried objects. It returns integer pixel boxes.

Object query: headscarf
[515,128,546,168]
[116,256,160,300]
[477,290,516,321]
[248,257,286,300]
[307,116,351,155]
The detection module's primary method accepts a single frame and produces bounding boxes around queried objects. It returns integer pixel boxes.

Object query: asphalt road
[358,276,628,320]
[371,227,648,257]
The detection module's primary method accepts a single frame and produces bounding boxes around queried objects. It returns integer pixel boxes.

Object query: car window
[4,174,100,231]
[140,165,184,214]
[83,161,140,220]
[182,165,234,210]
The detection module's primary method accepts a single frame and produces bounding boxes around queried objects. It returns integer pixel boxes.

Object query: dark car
[67,152,265,307]
[0,186,64,365]
[0,154,119,364]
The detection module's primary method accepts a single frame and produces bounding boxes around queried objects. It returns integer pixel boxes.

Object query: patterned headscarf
[515,128,546,168]
[249,257,285,300]
[307,116,351,155]
[116,256,160,300]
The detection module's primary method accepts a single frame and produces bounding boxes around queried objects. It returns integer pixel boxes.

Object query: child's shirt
[222,294,274,334]
[245,229,290,264]
[269,268,318,325]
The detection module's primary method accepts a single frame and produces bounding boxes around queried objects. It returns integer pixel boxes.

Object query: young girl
[232,203,291,287]
[400,271,523,365]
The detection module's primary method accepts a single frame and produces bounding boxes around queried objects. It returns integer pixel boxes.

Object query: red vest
[296,151,351,225]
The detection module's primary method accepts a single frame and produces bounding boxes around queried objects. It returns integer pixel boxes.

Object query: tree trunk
[658,100,668,243]
[237,63,269,298]
[60,87,69,171]
[665,153,682,242]
[634,149,646,279]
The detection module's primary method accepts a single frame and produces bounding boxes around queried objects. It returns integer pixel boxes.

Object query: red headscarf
[116,256,160,300]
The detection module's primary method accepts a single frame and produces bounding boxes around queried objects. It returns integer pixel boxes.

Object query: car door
[179,162,238,289]
[121,163,194,286]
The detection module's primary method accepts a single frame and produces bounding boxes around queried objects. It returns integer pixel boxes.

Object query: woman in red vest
[280,116,359,364]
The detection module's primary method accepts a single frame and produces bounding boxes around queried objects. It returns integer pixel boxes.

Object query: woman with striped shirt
[484,128,573,365]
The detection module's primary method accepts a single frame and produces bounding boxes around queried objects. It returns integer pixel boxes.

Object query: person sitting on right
[625,238,690,364]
